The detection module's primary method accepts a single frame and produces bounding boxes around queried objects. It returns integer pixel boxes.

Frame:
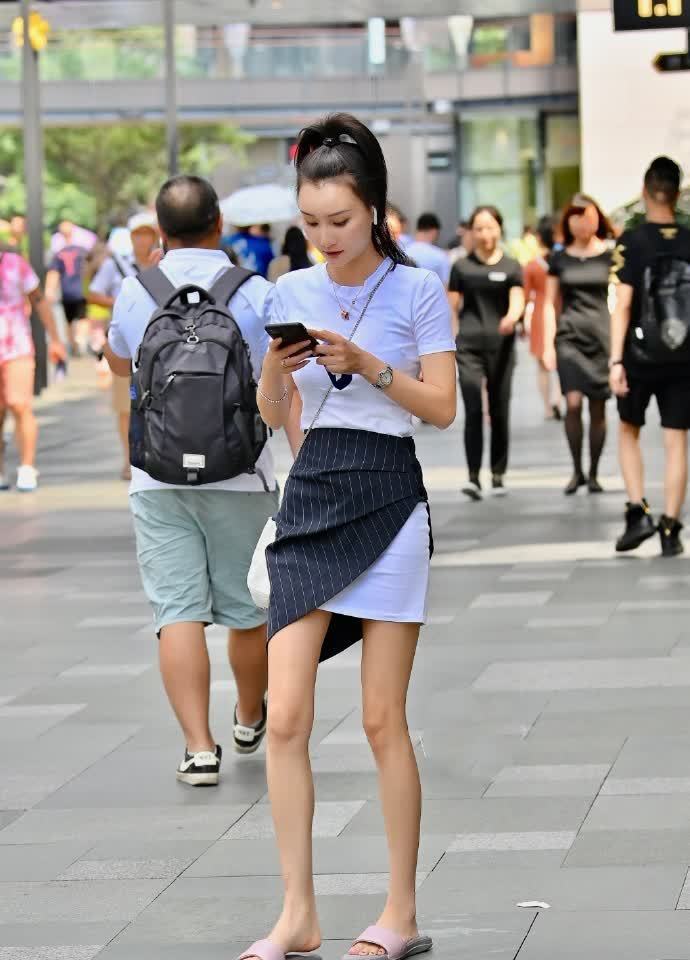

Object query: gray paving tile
[449,832,576,852]
[224,802,365,839]
[0,949,103,960]
[0,842,91,881]
[343,798,590,837]
[57,664,152,678]
[582,795,690,831]
[76,617,150,628]
[526,616,609,628]
[0,880,169,923]
[564,828,690,866]
[58,858,189,880]
[474,656,690,691]
[602,776,690,795]
[515,910,690,960]
[0,806,249,846]
[417,863,686,912]
[0,704,85,719]
[470,591,552,609]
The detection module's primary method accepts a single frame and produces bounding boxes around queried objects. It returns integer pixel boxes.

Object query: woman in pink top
[524,215,562,420]
[0,250,66,491]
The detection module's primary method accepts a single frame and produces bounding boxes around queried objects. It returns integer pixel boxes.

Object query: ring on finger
[281,358,286,368]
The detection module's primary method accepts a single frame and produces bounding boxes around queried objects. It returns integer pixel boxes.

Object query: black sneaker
[659,515,684,558]
[490,475,507,497]
[176,744,222,786]
[462,475,483,501]
[615,500,656,553]
[233,697,267,755]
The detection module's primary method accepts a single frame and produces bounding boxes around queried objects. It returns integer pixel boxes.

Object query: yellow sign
[12,12,51,52]
[614,0,690,28]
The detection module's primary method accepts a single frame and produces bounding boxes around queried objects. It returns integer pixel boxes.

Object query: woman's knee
[362,700,407,753]
[267,698,313,749]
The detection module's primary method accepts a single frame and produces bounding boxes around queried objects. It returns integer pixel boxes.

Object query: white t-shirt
[272,258,455,438]
[108,247,276,494]
[405,240,451,287]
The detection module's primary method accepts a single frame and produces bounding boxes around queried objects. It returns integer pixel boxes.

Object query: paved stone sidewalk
[2,347,690,960]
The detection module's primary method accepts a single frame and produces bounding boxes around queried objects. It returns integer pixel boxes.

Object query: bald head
[155,175,221,247]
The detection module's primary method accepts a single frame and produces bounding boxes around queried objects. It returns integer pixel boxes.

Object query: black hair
[281,225,311,271]
[469,205,504,231]
[156,175,220,244]
[536,214,556,250]
[560,193,613,246]
[294,113,412,267]
[644,156,682,206]
[417,212,441,232]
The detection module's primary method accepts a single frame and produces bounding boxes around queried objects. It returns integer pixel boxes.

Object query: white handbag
[247,263,394,610]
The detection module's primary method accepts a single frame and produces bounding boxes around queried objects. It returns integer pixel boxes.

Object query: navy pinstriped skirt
[266,428,432,663]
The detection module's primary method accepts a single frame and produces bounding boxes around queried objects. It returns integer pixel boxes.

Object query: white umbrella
[220,184,298,227]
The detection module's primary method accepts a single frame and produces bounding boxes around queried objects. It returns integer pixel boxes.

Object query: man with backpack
[610,156,690,557]
[104,175,278,785]
[89,212,160,481]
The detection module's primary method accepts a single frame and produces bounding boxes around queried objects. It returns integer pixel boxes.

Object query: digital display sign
[614,0,690,30]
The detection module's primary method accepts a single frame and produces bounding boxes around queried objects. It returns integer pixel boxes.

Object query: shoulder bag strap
[208,266,257,307]
[136,266,177,307]
[304,261,395,437]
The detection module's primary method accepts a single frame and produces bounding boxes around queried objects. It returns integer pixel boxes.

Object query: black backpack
[629,235,690,365]
[128,265,268,487]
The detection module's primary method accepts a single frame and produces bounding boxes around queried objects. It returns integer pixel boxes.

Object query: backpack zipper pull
[160,373,177,394]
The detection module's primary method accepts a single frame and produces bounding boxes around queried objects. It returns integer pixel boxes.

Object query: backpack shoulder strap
[208,266,256,309]
[137,266,177,308]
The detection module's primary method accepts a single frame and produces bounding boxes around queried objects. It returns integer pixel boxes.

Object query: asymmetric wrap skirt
[266,428,432,663]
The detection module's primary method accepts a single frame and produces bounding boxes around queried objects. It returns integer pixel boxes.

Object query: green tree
[0,121,252,228]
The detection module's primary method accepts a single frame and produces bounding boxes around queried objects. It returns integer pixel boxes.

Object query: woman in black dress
[449,206,525,500]
[543,194,614,494]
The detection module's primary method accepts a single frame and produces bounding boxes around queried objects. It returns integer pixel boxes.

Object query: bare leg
[663,427,688,518]
[249,609,329,959]
[117,411,130,467]
[159,621,215,753]
[537,363,552,418]
[349,620,422,957]
[619,420,644,503]
[228,622,268,726]
[10,404,38,466]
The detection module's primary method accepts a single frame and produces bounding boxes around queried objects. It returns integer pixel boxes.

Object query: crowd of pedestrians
[2,107,690,960]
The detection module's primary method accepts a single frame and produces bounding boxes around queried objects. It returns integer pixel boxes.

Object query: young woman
[242,114,456,960]
[449,206,525,500]
[523,215,562,420]
[543,194,613,494]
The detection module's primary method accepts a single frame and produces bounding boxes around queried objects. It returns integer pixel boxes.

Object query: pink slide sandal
[343,926,433,960]
[236,940,322,960]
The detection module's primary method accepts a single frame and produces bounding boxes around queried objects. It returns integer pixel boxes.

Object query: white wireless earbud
[372,206,378,227]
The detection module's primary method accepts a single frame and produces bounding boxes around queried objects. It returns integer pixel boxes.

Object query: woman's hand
[542,344,557,372]
[262,336,314,378]
[498,315,517,337]
[609,363,629,397]
[309,328,372,377]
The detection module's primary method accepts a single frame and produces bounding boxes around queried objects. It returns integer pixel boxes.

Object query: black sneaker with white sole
[462,476,483,501]
[490,475,507,497]
[234,697,268,754]
[176,744,222,786]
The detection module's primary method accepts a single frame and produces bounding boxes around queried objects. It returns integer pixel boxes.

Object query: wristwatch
[373,365,394,390]
[608,358,624,369]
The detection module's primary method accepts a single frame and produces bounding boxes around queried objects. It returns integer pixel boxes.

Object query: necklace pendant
[340,308,350,321]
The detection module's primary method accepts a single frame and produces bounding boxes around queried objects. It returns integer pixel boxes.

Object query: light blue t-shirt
[405,240,451,287]
[108,247,276,494]
[90,253,137,301]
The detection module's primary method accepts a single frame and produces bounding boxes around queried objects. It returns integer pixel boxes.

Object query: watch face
[379,366,394,388]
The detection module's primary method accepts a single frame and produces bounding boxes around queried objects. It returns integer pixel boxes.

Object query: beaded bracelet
[257,382,288,404]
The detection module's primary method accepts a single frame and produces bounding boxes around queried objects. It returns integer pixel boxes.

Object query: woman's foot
[348,909,418,957]
[245,907,321,960]
[588,475,604,494]
[564,471,586,495]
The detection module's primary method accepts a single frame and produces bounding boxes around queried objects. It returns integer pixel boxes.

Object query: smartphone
[265,322,319,353]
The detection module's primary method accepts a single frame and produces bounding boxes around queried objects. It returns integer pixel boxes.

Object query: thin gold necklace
[328,274,368,321]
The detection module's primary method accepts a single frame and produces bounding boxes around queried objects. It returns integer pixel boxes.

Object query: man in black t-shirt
[609,156,690,557]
